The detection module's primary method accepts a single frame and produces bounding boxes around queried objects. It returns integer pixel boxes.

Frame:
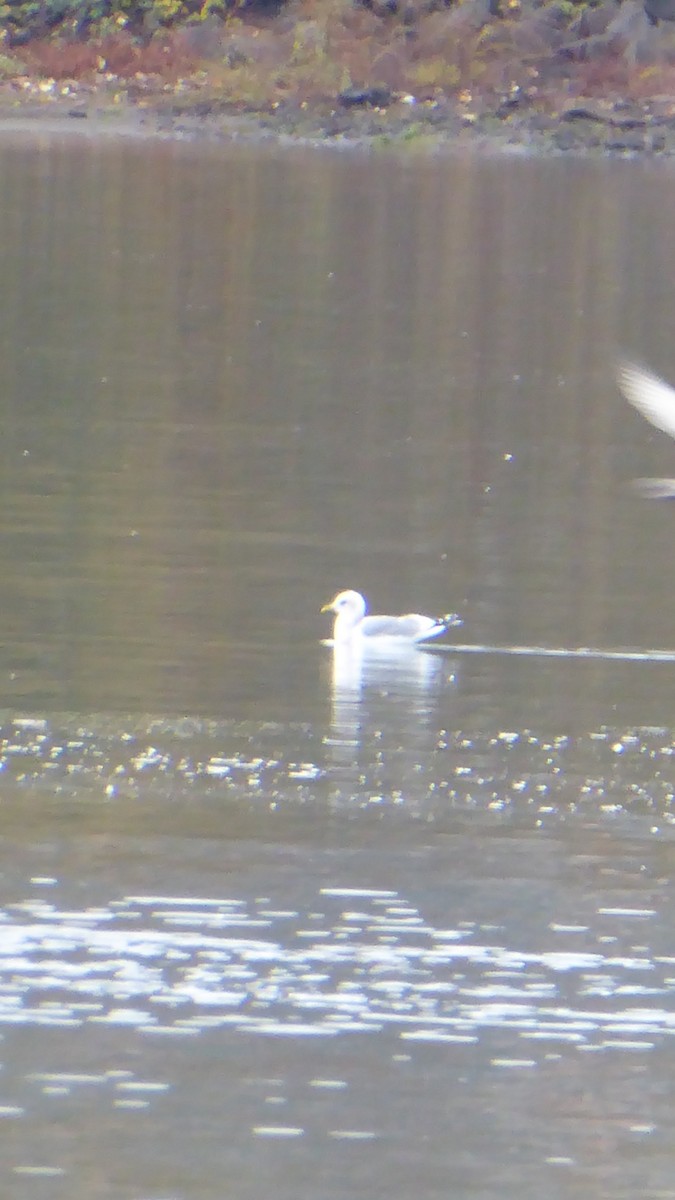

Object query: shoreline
[4,0,675,160]
[0,85,674,158]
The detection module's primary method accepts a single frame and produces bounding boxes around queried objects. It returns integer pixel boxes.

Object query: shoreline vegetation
[4,0,675,153]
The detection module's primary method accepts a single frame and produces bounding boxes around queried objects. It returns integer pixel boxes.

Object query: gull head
[321,589,367,624]
[321,590,369,644]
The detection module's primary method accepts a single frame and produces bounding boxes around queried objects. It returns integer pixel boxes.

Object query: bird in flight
[616,359,675,498]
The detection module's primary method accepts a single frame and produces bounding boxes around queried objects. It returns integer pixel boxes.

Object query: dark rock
[6,28,31,48]
[561,100,608,120]
[495,88,529,117]
[610,113,649,128]
[360,0,453,16]
[561,98,650,126]
[644,0,675,24]
[604,131,649,149]
[359,0,400,16]
[337,86,393,107]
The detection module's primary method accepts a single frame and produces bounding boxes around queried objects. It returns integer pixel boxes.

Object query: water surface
[0,132,675,1199]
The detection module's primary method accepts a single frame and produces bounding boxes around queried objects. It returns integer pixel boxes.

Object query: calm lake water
[2,128,675,1199]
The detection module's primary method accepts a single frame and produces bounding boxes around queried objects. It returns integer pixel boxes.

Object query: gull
[321,589,462,646]
[617,359,675,497]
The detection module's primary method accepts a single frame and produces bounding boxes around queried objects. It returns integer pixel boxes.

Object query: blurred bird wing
[617,360,675,439]
[631,477,675,499]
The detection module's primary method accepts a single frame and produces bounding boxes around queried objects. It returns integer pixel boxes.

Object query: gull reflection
[329,638,447,696]
[323,638,456,787]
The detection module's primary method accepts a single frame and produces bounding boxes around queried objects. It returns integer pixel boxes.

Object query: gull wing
[361,613,462,642]
[617,360,675,439]
[361,614,436,639]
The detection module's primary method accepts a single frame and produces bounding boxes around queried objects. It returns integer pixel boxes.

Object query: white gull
[321,589,462,646]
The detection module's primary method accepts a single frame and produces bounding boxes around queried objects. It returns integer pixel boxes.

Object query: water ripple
[0,887,672,1052]
[0,715,674,825]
